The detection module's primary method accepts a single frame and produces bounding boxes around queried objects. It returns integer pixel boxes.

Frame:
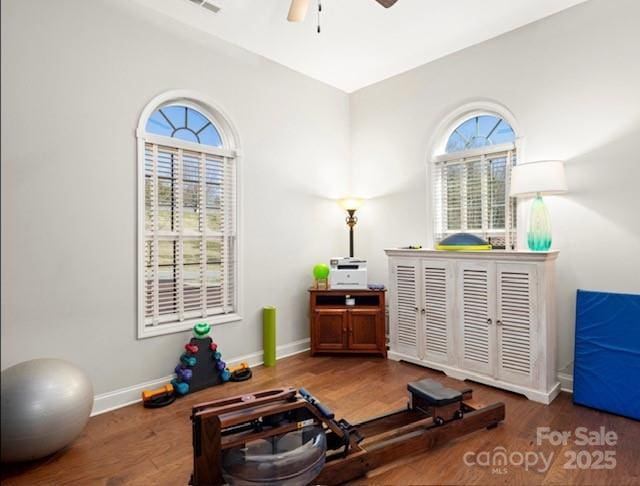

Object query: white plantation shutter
[392,262,419,356]
[141,138,236,333]
[422,262,450,361]
[433,144,517,248]
[497,266,533,381]
[460,262,494,376]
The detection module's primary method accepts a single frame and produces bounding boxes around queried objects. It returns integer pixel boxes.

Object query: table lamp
[338,198,364,257]
[510,160,568,251]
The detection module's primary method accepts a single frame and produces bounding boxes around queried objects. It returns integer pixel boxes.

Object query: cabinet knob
[496,320,503,326]
[414,306,419,312]
[421,308,426,315]
[486,318,493,325]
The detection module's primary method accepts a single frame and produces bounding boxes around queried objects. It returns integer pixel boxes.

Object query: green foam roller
[263,306,276,367]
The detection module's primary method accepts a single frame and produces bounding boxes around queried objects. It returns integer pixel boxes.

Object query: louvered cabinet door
[421,260,453,363]
[458,261,496,376]
[496,264,537,386]
[390,260,420,358]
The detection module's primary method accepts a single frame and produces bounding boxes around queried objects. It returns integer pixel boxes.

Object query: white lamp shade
[510,160,568,198]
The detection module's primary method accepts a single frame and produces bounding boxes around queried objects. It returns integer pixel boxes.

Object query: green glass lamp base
[527,195,552,251]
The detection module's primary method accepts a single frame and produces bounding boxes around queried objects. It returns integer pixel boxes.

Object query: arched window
[445,115,515,153]
[146,105,223,146]
[137,93,240,338]
[432,107,519,249]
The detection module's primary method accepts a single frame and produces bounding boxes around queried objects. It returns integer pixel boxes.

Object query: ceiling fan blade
[374,0,399,7]
[287,0,310,22]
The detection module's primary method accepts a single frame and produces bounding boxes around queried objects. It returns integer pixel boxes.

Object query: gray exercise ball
[1,358,94,462]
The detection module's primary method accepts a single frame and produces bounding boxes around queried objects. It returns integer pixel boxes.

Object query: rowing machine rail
[190,379,505,485]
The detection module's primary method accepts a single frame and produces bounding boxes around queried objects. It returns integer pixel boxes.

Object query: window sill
[137,313,242,339]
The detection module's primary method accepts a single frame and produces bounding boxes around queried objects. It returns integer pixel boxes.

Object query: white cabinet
[387,249,559,404]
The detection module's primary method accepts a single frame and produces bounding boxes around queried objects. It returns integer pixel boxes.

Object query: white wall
[0,0,351,394]
[349,0,640,373]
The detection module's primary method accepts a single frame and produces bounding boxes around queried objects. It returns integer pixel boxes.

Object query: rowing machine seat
[408,379,462,407]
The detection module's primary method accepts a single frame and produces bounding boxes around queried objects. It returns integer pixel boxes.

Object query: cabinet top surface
[384,248,559,261]
[308,288,386,293]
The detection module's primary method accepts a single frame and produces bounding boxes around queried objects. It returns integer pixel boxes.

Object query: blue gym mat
[573,289,640,420]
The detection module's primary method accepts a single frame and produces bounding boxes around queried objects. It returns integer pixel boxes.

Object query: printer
[329,257,367,290]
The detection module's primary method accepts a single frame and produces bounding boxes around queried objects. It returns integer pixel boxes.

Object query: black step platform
[408,379,463,407]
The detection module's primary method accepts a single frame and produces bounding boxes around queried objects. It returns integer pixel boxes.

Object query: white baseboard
[91,374,176,416]
[557,371,574,393]
[91,338,310,416]
[225,338,310,369]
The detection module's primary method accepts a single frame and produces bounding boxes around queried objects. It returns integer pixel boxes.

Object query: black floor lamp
[338,198,364,257]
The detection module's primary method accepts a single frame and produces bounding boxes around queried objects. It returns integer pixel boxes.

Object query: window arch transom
[146,104,223,147]
[445,115,515,153]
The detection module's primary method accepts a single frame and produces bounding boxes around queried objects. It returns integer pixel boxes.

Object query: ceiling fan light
[287,0,310,22]
[375,0,399,7]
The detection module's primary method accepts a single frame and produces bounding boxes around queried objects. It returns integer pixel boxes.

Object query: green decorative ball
[193,322,211,338]
[313,264,330,280]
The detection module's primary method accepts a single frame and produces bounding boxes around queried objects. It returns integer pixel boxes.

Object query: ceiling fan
[287,0,399,22]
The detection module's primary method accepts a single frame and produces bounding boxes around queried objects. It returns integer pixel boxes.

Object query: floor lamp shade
[510,161,568,251]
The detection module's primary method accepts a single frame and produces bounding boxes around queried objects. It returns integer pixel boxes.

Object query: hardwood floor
[2,353,639,485]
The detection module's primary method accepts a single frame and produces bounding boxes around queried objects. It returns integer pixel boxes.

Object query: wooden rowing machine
[190,378,505,485]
